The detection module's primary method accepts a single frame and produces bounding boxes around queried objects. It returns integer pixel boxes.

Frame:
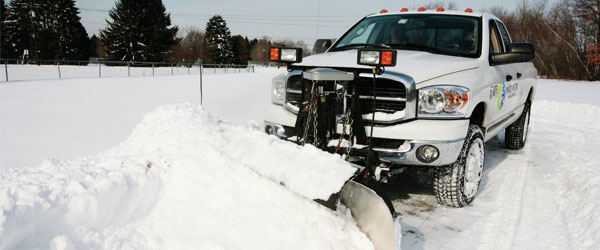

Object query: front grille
[285,75,304,107]
[285,75,407,122]
[355,77,406,98]
[359,99,406,114]
[355,77,406,114]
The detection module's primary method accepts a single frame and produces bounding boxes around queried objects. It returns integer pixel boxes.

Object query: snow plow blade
[339,179,400,250]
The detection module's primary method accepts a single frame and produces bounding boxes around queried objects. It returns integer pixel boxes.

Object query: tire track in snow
[441,120,571,249]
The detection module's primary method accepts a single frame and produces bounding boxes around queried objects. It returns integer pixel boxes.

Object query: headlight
[271,74,286,105]
[281,49,298,62]
[418,86,469,117]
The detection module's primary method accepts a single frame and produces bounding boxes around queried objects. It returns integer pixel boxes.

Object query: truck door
[495,20,523,113]
[486,19,518,130]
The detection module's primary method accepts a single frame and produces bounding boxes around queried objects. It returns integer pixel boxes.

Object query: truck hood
[294,50,480,84]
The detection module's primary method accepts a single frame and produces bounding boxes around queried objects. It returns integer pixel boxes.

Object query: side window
[489,21,504,54]
[495,21,512,50]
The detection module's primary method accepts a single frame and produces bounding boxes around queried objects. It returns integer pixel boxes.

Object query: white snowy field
[1,66,600,250]
[1,67,269,169]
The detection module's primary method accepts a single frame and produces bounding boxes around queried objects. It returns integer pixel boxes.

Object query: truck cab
[264,9,537,207]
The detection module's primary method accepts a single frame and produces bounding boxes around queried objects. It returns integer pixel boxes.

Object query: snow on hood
[0,104,373,250]
[295,50,480,83]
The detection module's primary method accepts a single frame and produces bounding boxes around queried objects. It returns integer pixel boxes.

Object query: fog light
[416,145,439,163]
[265,126,274,135]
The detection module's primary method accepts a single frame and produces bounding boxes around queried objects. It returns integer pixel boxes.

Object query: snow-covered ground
[1,67,270,169]
[1,67,599,250]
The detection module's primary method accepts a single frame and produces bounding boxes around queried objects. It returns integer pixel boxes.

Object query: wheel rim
[463,138,484,198]
[522,109,530,143]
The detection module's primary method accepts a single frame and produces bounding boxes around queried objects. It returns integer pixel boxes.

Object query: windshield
[332,14,481,57]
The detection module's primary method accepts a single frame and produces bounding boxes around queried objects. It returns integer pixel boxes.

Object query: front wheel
[434,125,485,207]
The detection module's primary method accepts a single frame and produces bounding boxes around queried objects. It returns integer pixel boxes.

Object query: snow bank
[533,100,600,131]
[0,104,373,250]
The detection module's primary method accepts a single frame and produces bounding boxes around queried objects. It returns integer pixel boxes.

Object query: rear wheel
[434,125,485,207]
[505,102,531,150]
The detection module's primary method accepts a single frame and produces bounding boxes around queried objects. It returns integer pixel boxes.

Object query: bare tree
[250,37,271,62]
[420,1,457,10]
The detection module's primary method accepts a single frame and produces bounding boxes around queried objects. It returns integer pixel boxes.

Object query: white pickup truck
[264,9,537,207]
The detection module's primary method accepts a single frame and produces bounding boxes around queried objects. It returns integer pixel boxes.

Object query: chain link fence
[0,59,255,82]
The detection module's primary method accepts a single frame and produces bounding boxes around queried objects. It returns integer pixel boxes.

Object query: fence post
[152,63,155,76]
[57,61,61,79]
[4,60,8,81]
[187,65,190,75]
[128,63,130,77]
[200,65,203,106]
[171,64,174,75]
[99,64,101,78]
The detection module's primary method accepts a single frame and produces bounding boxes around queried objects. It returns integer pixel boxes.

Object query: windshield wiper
[385,43,463,56]
[332,43,390,51]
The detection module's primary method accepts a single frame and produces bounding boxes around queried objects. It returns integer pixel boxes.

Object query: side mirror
[313,39,333,54]
[490,43,535,65]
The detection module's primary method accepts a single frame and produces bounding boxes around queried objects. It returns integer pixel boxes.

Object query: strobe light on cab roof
[418,7,426,11]
[380,9,388,13]
[357,49,397,67]
[269,47,303,64]
[401,8,408,12]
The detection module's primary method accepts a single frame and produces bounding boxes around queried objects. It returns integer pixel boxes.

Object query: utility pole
[315,0,322,39]
[30,0,39,64]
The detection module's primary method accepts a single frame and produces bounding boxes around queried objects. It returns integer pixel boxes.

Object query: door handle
[506,75,513,81]
[517,73,522,79]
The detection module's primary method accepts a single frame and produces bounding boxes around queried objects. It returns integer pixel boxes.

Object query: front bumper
[264,104,468,166]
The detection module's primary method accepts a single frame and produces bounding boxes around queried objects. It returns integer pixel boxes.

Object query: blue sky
[74,0,552,45]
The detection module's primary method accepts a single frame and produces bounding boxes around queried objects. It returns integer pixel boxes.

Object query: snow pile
[0,104,372,250]
[532,100,600,131]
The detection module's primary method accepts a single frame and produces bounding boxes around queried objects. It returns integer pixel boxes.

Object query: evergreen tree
[204,15,234,64]
[0,0,7,58]
[245,36,251,62]
[89,35,99,58]
[3,0,36,59]
[2,0,89,61]
[51,0,90,60]
[100,0,178,62]
[231,35,248,65]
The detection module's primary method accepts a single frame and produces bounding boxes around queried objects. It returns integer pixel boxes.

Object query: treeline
[0,0,309,66]
[487,0,600,80]
[169,26,311,66]
[2,0,597,80]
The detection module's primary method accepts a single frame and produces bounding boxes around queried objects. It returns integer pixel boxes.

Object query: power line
[79,8,363,18]
[174,17,348,28]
